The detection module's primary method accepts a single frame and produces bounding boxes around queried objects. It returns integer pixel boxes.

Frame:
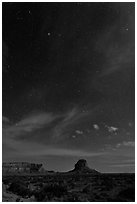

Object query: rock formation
[2,162,43,174]
[2,159,100,175]
[71,159,100,174]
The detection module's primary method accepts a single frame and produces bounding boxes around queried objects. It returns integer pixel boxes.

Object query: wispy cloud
[110,164,135,168]
[100,44,134,77]
[3,112,62,156]
[92,4,134,81]
[75,130,83,135]
[3,135,106,160]
[3,112,60,139]
[109,159,135,165]
[17,113,56,126]
[116,141,135,148]
[97,12,134,78]
[93,124,99,130]
[3,108,95,159]
[3,105,99,151]
[20,144,106,158]
[51,107,92,141]
[106,125,118,133]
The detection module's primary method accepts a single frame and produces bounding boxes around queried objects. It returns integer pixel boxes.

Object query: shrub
[117,187,135,201]
[82,184,92,193]
[34,183,68,201]
[8,181,31,197]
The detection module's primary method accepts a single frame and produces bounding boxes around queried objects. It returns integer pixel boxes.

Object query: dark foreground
[2,173,135,202]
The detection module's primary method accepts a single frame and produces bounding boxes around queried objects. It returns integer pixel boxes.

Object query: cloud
[100,44,134,77]
[2,112,60,143]
[122,141,135,147]
[3,107,92,149]
[3,132,106,160]
[72,135,76,138]
[103,144,115,151]
[51,107,92,141]
[75,130,83,135]
[105,125,118,133]
[110,164,135,168]
[3,107,105,161]
[63,108,78,122]
[116,141,135,148]
[95,6,134,78]
[109,159,135,165]
[93,124,99,130]
[21,146,106,158]
[3,138,106,159]
[17,112,57,126]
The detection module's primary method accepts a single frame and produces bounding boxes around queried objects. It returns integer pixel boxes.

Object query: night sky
[2,2,135,172]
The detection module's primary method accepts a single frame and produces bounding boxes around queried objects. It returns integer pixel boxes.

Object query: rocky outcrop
[2,162,43,174]
[74,159,88,171]
[71,159,100,174]
[2,160,100,175]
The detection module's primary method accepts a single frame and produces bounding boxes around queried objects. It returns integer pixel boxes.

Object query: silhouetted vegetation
[116,187,135,201]
[8,181,31,197]
[3,173,135,202]
[34,183,68,201]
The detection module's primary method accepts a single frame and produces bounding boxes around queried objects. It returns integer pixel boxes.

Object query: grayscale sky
[2,2,135,172]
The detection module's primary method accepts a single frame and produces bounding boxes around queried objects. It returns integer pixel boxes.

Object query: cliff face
[2,162,43,174]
